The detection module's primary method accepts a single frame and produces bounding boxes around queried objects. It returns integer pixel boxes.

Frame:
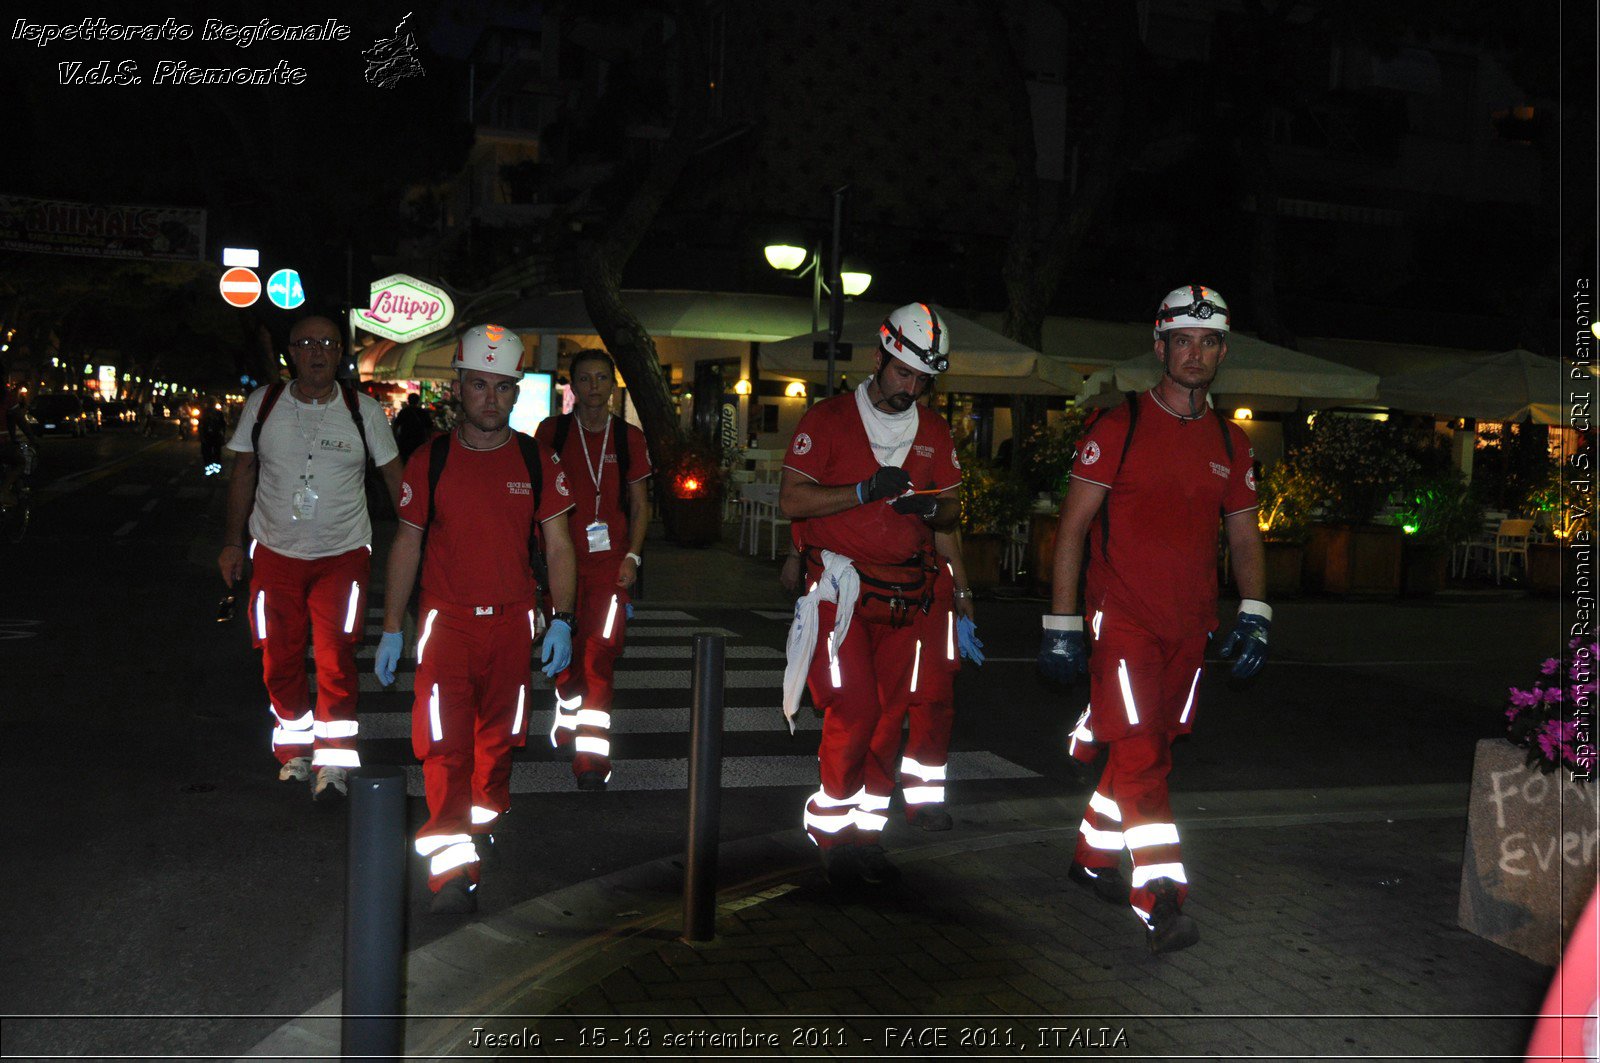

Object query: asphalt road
[0,431,1565,1058]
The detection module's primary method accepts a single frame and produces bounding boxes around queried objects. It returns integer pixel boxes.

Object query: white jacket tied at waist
[782,549,860,733]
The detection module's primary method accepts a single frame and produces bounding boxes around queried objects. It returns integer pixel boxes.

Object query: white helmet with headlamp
[879,302,950,375]
[1153,284,1231,339]
[452,323,524,376]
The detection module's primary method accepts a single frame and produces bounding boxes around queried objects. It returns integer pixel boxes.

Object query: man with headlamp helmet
[1039,284,1271,953]
[374,324,578,915]
[780,302,962,888]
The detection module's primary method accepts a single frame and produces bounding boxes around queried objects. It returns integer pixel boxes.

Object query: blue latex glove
[1038,617,1088,685]
[956,615,984,665]
[625,602,634,621]
[375,631,403,687]
[1217,606,1271,679]
[541,618,573,677]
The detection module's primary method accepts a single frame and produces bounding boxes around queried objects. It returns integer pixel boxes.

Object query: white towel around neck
[854,380,919,468]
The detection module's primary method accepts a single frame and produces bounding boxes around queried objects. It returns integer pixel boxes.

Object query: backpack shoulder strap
[249,383,287,457]
[1213,406,1234,462]
[338,381,372,467]
[425,432,451,530]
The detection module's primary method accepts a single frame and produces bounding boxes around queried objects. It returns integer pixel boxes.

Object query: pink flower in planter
[1540,657,1561,676]
[1508,687,1543,709]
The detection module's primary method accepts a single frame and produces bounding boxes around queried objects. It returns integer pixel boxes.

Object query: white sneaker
[313,766,349,802]
[278,757,313,783]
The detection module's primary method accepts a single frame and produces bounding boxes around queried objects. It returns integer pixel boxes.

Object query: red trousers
[247,542,369,769]
[411,598,535,891]
[550,566,629,781]
[901,577,960,819]
[802,600,917,850]
[1073,607,1206,920]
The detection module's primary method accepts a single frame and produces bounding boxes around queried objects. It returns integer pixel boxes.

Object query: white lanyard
[291,389,334,485]
[577,416,612,521]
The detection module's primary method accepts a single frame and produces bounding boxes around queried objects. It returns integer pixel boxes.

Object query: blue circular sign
[267,269,306,310]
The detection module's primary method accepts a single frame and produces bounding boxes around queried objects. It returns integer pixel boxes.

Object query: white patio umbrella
[1110,332,1379,401]
[760,304,1081,396]
[1378,348,1578,424]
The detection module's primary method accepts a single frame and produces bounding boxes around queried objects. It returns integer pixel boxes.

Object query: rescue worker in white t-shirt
[219,314,403,801]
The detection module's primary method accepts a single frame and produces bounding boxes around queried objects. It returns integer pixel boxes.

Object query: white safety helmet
[878,302,950,374]
[1153,284,1231,339]
[452,324,524,376]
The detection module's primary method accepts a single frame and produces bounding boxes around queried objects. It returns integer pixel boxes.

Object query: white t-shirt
[227,383,400,559]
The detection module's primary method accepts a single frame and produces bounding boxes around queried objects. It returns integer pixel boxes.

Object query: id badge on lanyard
[579,417,614,553]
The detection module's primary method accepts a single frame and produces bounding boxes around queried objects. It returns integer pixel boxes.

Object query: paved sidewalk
[243,787,1552,1061]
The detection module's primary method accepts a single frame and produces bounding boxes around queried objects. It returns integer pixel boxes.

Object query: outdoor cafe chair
[1494,518,1534,584]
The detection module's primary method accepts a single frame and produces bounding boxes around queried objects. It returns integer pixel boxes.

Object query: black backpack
[1087,391,1235,561]
[422,431,548,586]
[550,413,632,511]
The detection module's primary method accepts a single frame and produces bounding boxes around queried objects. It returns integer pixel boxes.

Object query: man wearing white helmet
[219,314,403,803]
[779,302,962,888]
[374,324,579,915]
[1039,284,1270,954]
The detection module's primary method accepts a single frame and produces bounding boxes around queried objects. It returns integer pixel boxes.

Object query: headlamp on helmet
[1154,284,1231,340]
[879,302,950,375]
[453,323,524,377]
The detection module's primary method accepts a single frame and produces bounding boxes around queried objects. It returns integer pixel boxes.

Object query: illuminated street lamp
[763,187,869,397]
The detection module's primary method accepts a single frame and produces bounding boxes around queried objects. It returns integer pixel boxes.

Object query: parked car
[29,393,91,436]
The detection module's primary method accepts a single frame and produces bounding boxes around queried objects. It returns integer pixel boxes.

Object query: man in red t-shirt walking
[375,324,578,915]
[780,303,963,888]
[535,349,653,791]
[1040,285,1270,952]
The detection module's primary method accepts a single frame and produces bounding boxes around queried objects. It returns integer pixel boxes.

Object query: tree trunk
[575,0,709,460]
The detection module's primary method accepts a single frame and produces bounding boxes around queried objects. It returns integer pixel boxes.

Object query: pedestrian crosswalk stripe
[397,750,1036,795]
[357,623,742,639]
[753,610,794,621]
[628,610,700,621]
[619,645,783,660]
[358,668,786,693]
[355,703,815,739]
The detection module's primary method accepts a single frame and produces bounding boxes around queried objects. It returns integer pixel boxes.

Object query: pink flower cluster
[1505,637,1597,775]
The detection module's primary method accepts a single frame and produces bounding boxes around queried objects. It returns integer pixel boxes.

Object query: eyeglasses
[289,337,342,351]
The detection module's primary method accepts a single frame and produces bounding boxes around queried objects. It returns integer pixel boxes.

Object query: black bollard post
[341,766,407,1062]
[683,633,725,942]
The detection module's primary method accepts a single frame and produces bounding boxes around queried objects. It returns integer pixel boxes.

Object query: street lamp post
[763,186,870,399]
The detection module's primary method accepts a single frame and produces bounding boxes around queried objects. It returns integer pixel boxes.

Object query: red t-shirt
[398,432,573,607]
[783,393,961,565]
[533,414,653,572]
[1071,391,1257,639]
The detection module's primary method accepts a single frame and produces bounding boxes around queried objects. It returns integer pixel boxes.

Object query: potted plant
[1458,637,1598,964]
[1523,461,1592,594]
[1294,416,1421,595]
[655,433,727,547]
[1254,458,1325,597]
[958,444,1031,590]
[1395,464,1478,598]
[1019,412,1089,592]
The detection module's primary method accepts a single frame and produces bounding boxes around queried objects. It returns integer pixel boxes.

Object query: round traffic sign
[219,267,261,308]
[267,268,305,310]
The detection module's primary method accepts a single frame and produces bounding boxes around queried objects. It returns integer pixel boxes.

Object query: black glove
[856,465,912,504]
[1217,602,1271,679]
[890,493,938,519]
[1038,616,1088,686]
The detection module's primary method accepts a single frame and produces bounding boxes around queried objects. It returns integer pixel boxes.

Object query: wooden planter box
[1027,511,1059,594]
[1262,541,1304,598]
[1304,523,1403,595]
[964,531,1005,591]
[1528,541,1575,596]
[1458,738,1598,966]
[1400,541,1450,597]
[662,494,723,547]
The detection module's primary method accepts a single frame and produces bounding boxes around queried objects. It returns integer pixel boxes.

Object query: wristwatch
[625,552,642,568]
[551,611,577,632]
